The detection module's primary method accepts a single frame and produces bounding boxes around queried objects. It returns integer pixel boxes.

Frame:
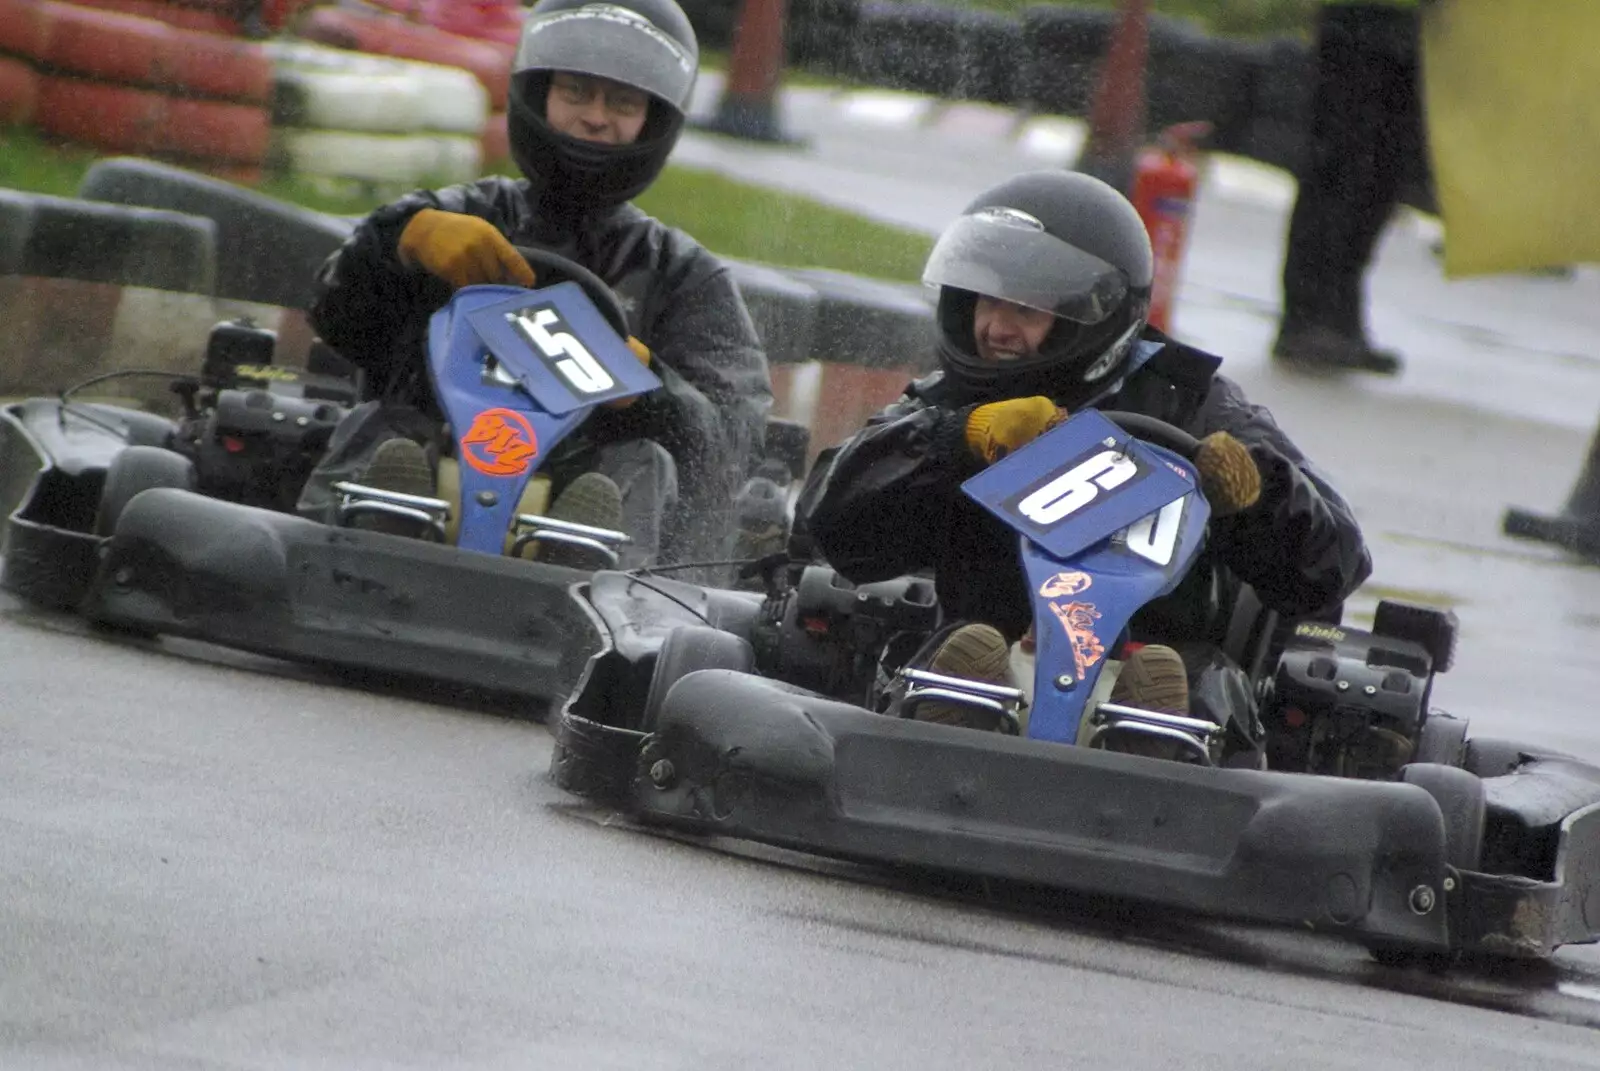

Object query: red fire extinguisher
[1130,121,1211,334]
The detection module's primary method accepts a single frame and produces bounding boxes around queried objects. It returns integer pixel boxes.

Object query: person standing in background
[1273,0,1427,376]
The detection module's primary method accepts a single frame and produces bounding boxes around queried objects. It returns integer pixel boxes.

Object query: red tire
[0,0,49,56]
[297,6,512,109]
[62,0,240,37]
[29,1,272,103]
[481,109,508,163]
[35,76,269,163]
[0,53,38,124]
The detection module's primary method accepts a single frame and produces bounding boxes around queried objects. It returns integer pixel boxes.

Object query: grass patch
[634,164,930,281]
[1,125,929,281]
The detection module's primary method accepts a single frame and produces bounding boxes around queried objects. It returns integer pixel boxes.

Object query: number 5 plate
[464,281,662,416]
[961,409,1196,561]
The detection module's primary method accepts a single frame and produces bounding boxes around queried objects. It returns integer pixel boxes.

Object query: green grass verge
[0,125,930,282]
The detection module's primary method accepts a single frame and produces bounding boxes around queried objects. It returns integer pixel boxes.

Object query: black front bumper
[628,668,1457,952]
[80,488,599,708]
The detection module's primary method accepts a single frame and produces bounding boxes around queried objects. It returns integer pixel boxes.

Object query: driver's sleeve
[1198,375,1373,616]
[306,180,517,383]
[796,396,977,583]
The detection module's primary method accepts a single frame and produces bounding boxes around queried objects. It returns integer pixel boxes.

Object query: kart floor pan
[84,487,600,709]
[634,669,1463,951]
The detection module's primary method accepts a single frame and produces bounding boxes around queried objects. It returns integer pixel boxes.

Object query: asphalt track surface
[9,79,1600,1068]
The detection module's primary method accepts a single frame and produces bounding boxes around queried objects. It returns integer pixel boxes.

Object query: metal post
[695,0,801,143]
[1072,0,1148,195]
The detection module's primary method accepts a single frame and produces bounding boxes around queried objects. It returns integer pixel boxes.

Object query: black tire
[1413,711,1470,767]
[94,446,196,537]
[1462,736,1532,778]
[1399,762,1486,873]
[640,625,754,733]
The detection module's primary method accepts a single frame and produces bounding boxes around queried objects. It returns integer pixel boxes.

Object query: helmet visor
[921,208,1130,325]
[516,3,697,110]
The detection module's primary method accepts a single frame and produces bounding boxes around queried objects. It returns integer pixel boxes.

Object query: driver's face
[545,72,650,145]
[973,295,1057,363]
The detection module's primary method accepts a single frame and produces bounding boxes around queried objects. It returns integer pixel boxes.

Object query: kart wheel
[641,625,754,733]
[1399,762,1486,873]
[1412,711,1469,767]
[95,446,196,537]
[1462,736,1532,778]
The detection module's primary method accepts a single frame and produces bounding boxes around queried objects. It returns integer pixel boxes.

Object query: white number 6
[1017,450,1137,526]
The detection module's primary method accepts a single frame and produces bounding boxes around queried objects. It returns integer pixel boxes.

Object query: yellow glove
[601,336,654,411]
[1194,431,1261,516]
[397,208,536,289]
[965,396,1066,464]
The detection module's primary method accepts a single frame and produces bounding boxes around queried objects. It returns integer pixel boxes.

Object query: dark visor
[921,211,1129,325]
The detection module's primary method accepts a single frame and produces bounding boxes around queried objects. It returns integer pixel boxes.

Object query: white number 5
[515,309,615,394]
[1017,450,1137,526]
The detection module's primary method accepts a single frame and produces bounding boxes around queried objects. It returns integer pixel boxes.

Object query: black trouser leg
[1280,5,1421,338]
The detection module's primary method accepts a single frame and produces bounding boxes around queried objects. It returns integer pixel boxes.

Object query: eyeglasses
[550,74,650,120]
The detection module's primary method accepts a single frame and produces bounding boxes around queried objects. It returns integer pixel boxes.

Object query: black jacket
[796,331,1373,642]
[308,176,773,552]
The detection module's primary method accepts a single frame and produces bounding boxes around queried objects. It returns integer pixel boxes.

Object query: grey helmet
[923,170,1154,406]
[507,0,698,214]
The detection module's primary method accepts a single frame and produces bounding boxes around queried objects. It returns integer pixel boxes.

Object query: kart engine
[1259,600,1457,779]
[749,564,939,704]
[174,320,359,511]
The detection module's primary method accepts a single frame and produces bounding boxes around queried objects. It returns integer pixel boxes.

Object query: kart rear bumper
[81,488,599,708]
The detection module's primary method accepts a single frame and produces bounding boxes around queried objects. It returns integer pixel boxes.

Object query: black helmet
[507,0,698,214]
[924,170,1154,407]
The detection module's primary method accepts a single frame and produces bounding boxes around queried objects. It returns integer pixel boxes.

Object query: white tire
[274,129,483,185]
[265,41,488,135]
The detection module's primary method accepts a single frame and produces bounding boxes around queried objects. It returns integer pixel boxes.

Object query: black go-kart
[0,247,807,712]
[550,410,1600,966]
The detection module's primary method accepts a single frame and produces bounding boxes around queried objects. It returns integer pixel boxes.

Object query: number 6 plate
[961,409,1196,562]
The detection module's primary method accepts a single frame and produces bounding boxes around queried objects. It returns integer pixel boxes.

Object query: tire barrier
[0,0,273,101]
[273,128,483,186]
[295,5,512,112]
[77,156,350,310]
[0,51,36,122]
[45,0,241,35]
[34,75,270,163]
[0,0,272,170]
[0,187,220,404]
[0,185,217,292]
[265,40,489,137]
[724,258,819,368]
[262,39,489,186]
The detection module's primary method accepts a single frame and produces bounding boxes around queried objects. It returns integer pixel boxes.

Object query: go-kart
[0,248,725,709]
[551,409,1600,963]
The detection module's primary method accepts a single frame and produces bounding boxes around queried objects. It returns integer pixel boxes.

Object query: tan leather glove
[601,336,655,411]
[397,208,536,289]
[965,396,1066,464]
[1194,431,1261,516]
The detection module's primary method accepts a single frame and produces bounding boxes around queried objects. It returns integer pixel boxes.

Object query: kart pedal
[512,472,628,569]
[334,440,448,540]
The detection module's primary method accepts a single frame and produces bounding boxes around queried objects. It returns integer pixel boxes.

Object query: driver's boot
[536,471,623,570]
[348,438,436,538]
[1105,644,1192,760]
[913,623,1014,731]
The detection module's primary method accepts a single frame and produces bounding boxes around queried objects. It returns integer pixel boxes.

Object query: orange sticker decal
[459,407,539,477]
[1047,599,1106,680]
[1038,570,1093,598]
